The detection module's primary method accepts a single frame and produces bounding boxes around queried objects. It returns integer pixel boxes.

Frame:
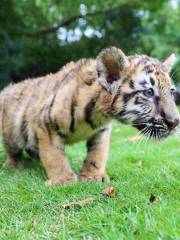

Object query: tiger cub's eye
[143,88,154,97]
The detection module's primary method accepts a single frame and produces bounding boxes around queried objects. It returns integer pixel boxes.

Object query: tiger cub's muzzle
[133,116,180,139]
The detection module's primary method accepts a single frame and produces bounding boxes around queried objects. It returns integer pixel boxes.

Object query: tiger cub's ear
[96,46,130,94]
[162,53,176,73]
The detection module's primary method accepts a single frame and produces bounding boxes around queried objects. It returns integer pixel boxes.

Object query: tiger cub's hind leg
[1,111,23,167]
[3,151,22,167]
[2,133,22,168]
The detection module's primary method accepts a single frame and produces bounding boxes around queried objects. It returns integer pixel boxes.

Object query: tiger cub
[0,47,179,186]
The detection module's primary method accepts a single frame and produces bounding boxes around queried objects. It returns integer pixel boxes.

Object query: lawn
[0,122,179,240]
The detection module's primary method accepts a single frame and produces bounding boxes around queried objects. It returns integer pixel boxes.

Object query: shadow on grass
[0,149,46,181]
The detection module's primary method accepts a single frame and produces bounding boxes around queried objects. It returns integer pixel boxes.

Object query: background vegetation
[0,0,179,89]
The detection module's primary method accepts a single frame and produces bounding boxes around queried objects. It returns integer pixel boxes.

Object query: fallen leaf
[63,197,95,209]
[0,150,4,155]
[139,150,145,154]
[101,186,117,197]
[128,135,142,142]
[136,161,143,169]
[149,194,157,203]
[32,220,37,228]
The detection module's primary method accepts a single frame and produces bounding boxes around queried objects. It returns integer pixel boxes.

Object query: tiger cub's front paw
[79,172,110,183]
[45,173,78,186]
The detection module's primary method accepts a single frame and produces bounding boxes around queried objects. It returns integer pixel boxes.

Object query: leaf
[149,194,157,203]
[101,186,117,197]
[0,150,4,155]
[139,150,145,154]
[136,160,143,169]
[63,197,95,209]
[32,220,37,228]
[128,135,142,142]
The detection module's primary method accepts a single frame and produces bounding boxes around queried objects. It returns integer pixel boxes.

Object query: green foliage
[0,122,179,239]
[0,0,179,89]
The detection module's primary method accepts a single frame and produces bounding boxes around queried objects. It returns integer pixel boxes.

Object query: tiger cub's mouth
[133,119,171,140]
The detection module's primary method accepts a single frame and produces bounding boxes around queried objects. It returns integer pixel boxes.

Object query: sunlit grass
[0,122,179,239]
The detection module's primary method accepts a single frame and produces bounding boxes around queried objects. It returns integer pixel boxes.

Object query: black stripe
[139,80,147,87]
[99,127,108,133]
[150,77,155,86]
[90,161,99,169]
[87,133,95,148]
[45,94,67,138]
[20,119,28,143]
[129,80,134,89]
[126,110,139,115]
[122,92,136,104]
[70,99,76,132]
[118,109,126,116]
[26,148,39,159]
[57,129,66,139]
[60,69,74,87]
[86,139,96,151]
[147,69,154,74]
[134,96,142,105]
[154,96,160,113]
[143,65,154,73]
[53,121,66,139]
[87,128,106,152]
[48,92,58,128]
[38,104,47,131]
[34,133,39,148]
[87,138,101,151]
[111,88,121,108]
[85,99,96,129]
[1,106,10,149]
[43,106,52,141]
[19,86,38,145]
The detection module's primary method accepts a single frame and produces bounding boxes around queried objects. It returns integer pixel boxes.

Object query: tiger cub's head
[97,47,180,139]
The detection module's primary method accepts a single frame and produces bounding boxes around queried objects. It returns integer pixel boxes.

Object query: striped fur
[0,47,179,185]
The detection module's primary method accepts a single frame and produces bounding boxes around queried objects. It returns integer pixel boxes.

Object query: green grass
[0,122,179,240]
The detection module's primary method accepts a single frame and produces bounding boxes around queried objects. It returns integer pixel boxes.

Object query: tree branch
[24,6,120,37]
